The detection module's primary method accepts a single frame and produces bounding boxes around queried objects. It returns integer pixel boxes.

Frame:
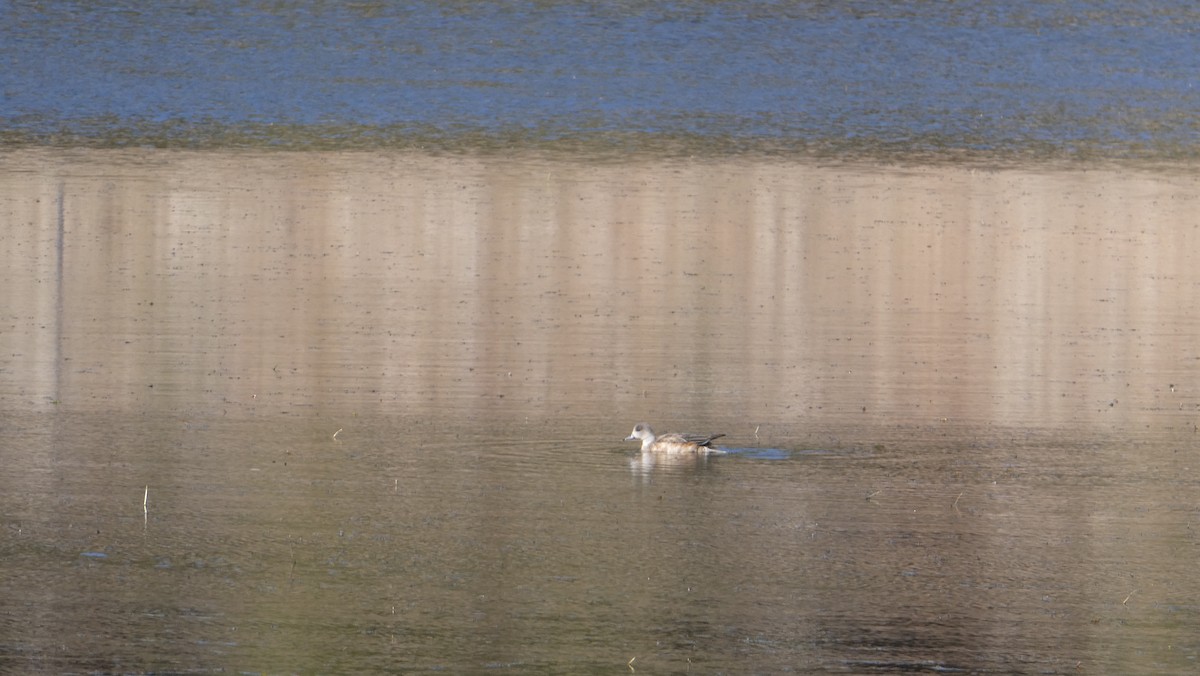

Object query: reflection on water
[1,149,1199,672]
[723,447,793,460]
[3,149,1199,435]
[629,449,720,477]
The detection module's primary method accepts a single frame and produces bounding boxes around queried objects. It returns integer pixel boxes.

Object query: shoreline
[3,141,1199,175]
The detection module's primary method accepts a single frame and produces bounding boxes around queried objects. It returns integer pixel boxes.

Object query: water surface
[1,150,1199,672]
[3,1,1198,159]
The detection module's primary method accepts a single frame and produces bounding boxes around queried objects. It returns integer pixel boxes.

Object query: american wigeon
[625,423,725,454]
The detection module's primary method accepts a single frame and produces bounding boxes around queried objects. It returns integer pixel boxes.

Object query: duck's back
[659,432,725,448]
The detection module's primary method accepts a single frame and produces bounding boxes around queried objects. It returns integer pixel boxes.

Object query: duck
[625,423,725,454]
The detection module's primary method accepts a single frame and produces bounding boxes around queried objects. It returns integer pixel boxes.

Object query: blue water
[2,1,1198,158]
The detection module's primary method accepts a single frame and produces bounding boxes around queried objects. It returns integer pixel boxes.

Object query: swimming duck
[625,423,725,454]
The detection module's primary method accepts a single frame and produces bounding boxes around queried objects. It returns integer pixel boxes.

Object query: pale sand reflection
[1,149,1199,437]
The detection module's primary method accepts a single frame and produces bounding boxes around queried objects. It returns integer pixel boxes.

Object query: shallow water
[2,149,1199,673]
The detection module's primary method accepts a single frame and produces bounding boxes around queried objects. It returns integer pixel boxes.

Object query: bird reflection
[629,449,717,477]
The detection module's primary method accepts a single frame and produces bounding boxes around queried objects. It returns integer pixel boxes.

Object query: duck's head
[625,423,655,443]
